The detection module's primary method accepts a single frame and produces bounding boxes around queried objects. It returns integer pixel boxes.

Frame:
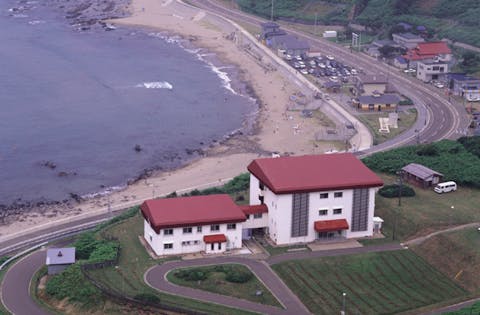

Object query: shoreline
[0,0,347,241]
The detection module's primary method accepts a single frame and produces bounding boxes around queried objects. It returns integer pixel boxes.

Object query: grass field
[358,108,418,145]
[167,264,281,307]
[272,250,467,315]
[412,227,480,292]
[87,212,255,315]
[374,174,480,241]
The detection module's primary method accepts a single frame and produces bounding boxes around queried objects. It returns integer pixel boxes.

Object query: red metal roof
[240,204,269,215]
[314,219,349,232]
[203,234,227,243]
[403,41,451,61]
[247,153,383,194]
[416,41,451,55]
[140,194,246,233]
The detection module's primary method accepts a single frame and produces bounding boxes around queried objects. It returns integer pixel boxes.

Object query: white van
[434,181,457,194]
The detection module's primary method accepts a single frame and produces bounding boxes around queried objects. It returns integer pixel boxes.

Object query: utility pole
[341,292,347,315]
[314,12,318,35]
[270,0,274,21]
[397,171,403,207]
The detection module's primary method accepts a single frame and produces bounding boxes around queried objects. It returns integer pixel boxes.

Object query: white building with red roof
[403,41,452,67]
[140,194,246,256]
[247,153,383,245]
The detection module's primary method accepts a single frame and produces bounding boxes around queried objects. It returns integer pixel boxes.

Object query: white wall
[260,188,375,245]
[249,175,262,206]
[243,213,268,229]
[144,220,243,256]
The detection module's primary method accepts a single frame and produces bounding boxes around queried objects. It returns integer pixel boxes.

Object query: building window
[319,209,328,216]
[149,235,153,242]
[227,223,236,230]
[197,226,202,233]
[334,192,343,198]
[164,243,173,249]
[253,213,263,219]
[333,208,342,215]
[194,240,199,245]
[246,214,251,220]
[163,229,173,236]
[181,241,191,246]
[210,224,220,231]
[183,227,192,234]
[320,193,328,199]
[259,195,264,204]
[259,182,264,190]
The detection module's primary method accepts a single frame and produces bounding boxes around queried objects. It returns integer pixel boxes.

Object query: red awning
[240,204,268,215]
[314,219,349,232]
[203,234,227,244]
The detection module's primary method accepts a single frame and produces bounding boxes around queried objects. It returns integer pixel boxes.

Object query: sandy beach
[0,0,347,242]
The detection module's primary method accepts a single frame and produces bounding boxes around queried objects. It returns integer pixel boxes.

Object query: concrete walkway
[145,257,310,315]
[405,222,480,246]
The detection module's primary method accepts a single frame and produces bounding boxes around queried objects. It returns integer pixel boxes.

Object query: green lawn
[412,227,480,293]
[272,250,467,315]
[167,264,281,307]
[358,108,418,145]
[374,174,480,241]
[87,212,256,315]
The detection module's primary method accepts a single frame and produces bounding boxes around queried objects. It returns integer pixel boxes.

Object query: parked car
[434,181,457,194]
[294,55,302,61]
[326,55,334,60]
[300,69,309,75]
[285,54,292,61]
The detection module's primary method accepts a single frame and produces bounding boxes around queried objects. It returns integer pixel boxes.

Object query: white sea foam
[81,185,127,199]
[28,20,45,25]
[136,81,173,90]
[12,14,28,18]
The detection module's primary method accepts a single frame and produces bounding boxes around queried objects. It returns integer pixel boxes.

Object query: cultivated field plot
[272,250,467,315]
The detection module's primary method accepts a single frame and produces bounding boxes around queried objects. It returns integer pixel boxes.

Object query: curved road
[146,257,310,315]
[1,250,49,315]
[193,0,469,153]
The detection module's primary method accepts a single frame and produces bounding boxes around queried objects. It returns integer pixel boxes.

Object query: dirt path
[404,222,480,247]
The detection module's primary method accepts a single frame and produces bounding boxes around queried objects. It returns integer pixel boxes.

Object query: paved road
[193,0,470,154]
[1,250,49,315]
[146,257,310,315]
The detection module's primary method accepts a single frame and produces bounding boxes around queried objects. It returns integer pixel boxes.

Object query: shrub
[174,269,208,281]
[134,293,160,304]
[399,98,414,105]
[87,241,119,263]
[225,267,253,283]
[45,264,100,304]
[73,232,99,260]
[378,184,416,198]
[416,144,439,156]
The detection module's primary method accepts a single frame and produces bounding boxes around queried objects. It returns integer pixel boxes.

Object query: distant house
[270,34,310,57]
[448,73,480,102]
[356,94,400,111]
[397,22,413,32]
[394,56,408,69]
[403,41,452,66]
[416,60,449,83]
[355,74,388,95]
[401,163,443,188]
[392,33,425,49]
[46,248,75,275]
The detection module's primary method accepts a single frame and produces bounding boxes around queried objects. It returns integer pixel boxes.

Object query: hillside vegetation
[363,139,480,188]
[236,0,480,47]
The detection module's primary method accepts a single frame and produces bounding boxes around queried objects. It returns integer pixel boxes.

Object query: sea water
[0,0,255,205]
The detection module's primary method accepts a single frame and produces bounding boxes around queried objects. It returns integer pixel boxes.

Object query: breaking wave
[136,81,173,90]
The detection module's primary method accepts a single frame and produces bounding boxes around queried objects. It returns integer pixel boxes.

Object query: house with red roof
[141,153,384,255]
[247,153,383,245]
[140,194,247,256]
[403,41,452,67]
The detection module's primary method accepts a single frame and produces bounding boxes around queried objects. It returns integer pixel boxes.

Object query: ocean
[0,0,256,205]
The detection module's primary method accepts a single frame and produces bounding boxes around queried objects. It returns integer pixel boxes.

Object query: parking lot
[284,53,360,84]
